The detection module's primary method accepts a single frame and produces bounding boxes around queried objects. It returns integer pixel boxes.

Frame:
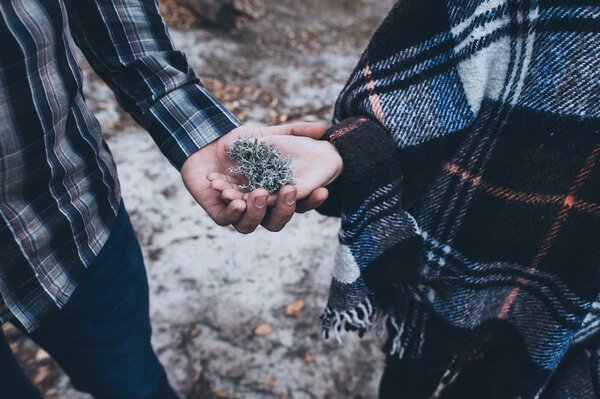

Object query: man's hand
[181,122,340,233]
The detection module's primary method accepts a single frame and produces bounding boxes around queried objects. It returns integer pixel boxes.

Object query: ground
[4,1,396,397]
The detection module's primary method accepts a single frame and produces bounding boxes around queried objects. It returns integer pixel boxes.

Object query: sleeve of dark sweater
[317,117,465,218]
[317,117,405,218]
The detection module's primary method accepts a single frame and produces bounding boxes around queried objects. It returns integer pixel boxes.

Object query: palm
[208,135,342,203]
[181,122,339,231]
[181,125,285,223]
[260,135,341,199]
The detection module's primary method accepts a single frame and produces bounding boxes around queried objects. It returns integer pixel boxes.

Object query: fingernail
[255,196,267,208]
[285,192,295,205]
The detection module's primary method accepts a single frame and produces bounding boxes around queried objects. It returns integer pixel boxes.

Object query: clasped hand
[181,122,342,234]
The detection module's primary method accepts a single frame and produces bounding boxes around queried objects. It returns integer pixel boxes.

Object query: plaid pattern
[320,0,600,397]
[0,0,239,332]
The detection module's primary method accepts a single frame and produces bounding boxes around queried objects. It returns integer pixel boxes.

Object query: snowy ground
[7,1,396,397]
[47,127,383,399]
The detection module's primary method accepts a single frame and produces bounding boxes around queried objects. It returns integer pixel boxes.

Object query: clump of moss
[228,137,295,194]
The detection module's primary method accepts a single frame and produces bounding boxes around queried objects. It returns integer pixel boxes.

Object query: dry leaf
[158,0,198,30]
[254,323,273,337]
[303,350,314,364]
[284,299,305,317]
[267,375,276,389]
[192,371,202,383]
[214,389,228,398]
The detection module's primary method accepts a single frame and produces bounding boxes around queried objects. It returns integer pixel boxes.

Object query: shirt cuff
[141,82,241,170]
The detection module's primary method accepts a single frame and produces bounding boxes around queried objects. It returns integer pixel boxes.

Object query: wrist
[324,141,344,184]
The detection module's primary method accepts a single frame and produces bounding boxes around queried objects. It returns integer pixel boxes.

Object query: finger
[264,122,328,139]
[207,172,239,184]
[296,187,329,213]
[261,186,297,232]
[203,197,246,226]
[210,179,239,193]
[287,122,328,139]
[243,192,283,207]
[267,193,278,207]
[222,188,245,203]
[233,189,269,234]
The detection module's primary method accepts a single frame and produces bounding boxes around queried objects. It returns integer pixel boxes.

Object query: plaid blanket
[318,1,600,398]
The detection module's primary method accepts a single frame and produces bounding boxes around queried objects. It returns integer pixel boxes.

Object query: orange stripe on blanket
[497,143,600,319]
[363,62,386,127]
[328,118,369,143]
[443,162,600,215]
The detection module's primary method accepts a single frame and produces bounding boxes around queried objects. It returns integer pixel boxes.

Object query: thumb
[265,122,328,139]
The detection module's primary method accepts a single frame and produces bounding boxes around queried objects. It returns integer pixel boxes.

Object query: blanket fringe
[321,296,378,343]
[321,297,423,360]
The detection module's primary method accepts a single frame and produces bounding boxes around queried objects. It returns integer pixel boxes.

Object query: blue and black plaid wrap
[320,1,600,397]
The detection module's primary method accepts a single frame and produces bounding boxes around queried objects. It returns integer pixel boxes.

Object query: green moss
[228,137,295,194]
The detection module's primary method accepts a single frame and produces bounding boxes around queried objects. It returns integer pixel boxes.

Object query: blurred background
[4,0,395,397]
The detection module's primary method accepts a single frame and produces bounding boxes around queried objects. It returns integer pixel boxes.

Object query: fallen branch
[177,0,252,29]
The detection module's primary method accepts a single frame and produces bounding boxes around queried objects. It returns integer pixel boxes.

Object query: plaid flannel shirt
[0,0,240,332]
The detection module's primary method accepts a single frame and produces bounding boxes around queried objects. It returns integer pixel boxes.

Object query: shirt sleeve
[65,0,241,169]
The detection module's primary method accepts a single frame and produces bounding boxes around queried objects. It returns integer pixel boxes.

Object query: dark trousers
[0,203,179,399]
